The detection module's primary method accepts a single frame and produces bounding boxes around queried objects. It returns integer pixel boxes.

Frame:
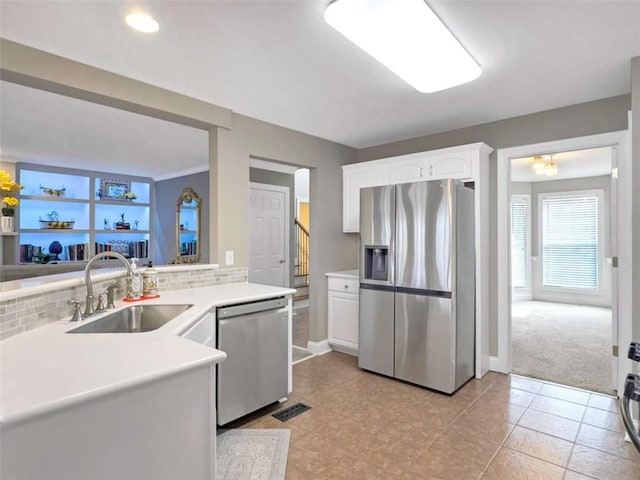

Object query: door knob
[279,259,286,264]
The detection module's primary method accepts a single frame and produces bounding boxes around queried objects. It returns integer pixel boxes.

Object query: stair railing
[295,218,309,285]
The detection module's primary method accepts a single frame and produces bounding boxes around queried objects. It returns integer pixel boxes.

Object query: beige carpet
[511,300,613,395]
[216,429,290,480]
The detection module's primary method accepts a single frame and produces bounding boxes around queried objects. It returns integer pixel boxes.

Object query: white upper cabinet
[342,163,389,232]
[388,155,430,184]
[429,150,474,180]
[388,150,474,184]
[343,143,491,233]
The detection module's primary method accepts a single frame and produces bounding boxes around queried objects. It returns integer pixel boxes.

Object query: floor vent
[272,402,311,422]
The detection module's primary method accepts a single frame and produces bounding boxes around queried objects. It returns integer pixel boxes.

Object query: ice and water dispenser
[364,245,389,281]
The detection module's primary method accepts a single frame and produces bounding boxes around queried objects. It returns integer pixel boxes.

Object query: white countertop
[326,269,358,279]
[0,282,295,425]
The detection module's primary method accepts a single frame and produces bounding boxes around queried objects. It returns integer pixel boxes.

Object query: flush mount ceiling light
[324,0,481,93]
[125,12,159,33]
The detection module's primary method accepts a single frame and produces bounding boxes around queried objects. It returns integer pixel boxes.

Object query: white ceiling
[0,1,638,177]
[511,147,612,183]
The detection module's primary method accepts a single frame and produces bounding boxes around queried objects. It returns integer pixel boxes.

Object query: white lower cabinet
[1,365,216,480]
[327,274,359,355]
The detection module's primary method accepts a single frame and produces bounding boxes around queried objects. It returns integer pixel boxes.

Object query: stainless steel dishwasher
[216,296,289,425]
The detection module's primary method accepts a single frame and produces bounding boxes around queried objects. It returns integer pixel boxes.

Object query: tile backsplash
[0,266,247,340]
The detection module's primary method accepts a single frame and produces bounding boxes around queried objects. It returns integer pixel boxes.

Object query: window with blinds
[510,196,529,289]
[541,192,599,290]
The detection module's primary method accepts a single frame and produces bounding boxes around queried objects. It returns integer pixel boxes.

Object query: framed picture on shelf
[99,179,131,200]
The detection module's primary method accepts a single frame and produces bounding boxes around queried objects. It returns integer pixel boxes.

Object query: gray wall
[249,167,296,287]
[358,95,630,355]
[212,114,358,344]
[155,171,209,265]
[511,182,531,195]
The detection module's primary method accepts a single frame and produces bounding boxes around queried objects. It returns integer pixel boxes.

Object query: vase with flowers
[0,170,23,232]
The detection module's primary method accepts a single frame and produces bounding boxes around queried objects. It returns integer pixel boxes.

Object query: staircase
[294,218,309,299]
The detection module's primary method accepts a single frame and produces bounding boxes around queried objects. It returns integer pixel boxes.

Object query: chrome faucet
[84,252,133,317]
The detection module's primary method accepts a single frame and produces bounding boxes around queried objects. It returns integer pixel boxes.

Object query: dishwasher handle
[217,297,288,319]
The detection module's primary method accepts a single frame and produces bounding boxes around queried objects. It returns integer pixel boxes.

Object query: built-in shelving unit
[15,164,154,265]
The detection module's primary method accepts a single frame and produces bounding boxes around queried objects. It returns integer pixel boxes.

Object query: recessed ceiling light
[324,0,481,93]
[125,12,159,33]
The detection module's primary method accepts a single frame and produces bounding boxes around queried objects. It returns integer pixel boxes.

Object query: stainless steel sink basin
[68,304,193,333]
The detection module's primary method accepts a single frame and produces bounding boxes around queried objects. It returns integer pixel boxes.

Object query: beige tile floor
[228,352,640,479]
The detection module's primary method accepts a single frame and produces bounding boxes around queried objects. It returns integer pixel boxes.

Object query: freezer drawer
[358,286,394,377]
[216,302,288,425]
[394,292,457,393]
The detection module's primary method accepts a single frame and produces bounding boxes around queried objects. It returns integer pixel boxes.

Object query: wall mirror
[174,187,202,263]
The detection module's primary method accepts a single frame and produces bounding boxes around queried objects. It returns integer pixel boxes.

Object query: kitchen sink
[67,304,193,334]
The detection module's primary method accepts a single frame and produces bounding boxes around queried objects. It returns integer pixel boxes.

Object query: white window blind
[542,193,599,290]
[510,198,528,289]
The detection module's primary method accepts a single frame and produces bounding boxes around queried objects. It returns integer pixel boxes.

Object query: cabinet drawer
[328,277,359,293]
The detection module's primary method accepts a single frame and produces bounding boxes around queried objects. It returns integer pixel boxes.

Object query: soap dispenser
[127,258,142,300]
[142,261,158,298]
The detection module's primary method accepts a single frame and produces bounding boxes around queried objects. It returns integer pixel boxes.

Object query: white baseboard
[328,341,358,357]
[489,355,509,373]
[307,340,331,355]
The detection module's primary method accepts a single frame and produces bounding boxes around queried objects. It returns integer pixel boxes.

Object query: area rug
[216,429,290,480]
[511,300,613,395]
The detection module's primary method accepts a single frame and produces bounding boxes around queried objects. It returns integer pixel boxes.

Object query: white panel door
[249,184,289,287]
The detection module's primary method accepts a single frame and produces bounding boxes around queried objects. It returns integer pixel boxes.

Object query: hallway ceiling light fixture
[532,155,559,176]
[532,155,546,172]
[544,155,558,176]
[125,12,159,33]
[324,0,482,93]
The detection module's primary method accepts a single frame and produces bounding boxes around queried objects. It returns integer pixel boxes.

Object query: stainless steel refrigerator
[358,178,475,394]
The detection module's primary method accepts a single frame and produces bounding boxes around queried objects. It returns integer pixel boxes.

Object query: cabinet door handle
[344,284,349,290]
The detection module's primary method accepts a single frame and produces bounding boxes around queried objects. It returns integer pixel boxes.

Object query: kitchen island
[1,280,295,480]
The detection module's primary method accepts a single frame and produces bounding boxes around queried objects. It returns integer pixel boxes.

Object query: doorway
[248,182,289,287]
[496,131,632,397]
[509,147,614,394]
[248,161,314,364]
[293,168,311,363]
